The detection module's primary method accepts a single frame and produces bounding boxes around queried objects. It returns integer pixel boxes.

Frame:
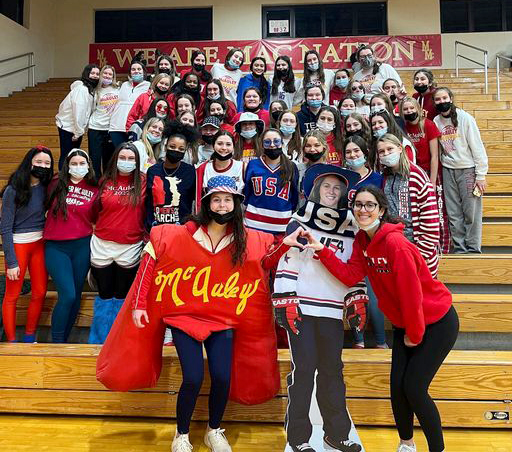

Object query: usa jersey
[243,157,299,234]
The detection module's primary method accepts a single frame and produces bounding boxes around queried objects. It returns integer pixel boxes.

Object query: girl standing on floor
[132,118,164,173]
[236,57,271,112]
[211,48,245,106]
[270,55,302,109]
[88,143,146,344]
[277,110,302,163]
[233,112,264,162]
[55,64,99,169]
[329,68,350,108]
[205,79,237,125]
[44,149,99,343]
[433,87,488,254]
[1,146,54,343]
[88,65,120,178]
[306,184,459,452]
[316,106,344,166]
[413,69,438,120]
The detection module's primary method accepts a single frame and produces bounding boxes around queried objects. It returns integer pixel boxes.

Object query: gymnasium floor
[0,415,510,451]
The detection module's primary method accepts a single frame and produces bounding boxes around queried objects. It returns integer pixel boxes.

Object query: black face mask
[435,102,452,113]
[271,110,282,122]
[202,134,216,145]
[212,113,225,121]
[88,77,99,88]
[193,63,205,72]
[209,208,235,225]
[184,85,199,94]
[155,86,168,95]
[31,166,52,183]
[404,112,419,122]
[304,151,325,162]
[390,94,397,103]
[166,149,185,164]
[212,151,233,161]
[276,69,288,78]
[264,148,283,160]
[158,68,171,75]
[414,84,429,94]
[245,105,260,113]
[345,130,363,138]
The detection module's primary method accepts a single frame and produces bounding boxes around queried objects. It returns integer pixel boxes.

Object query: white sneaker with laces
[172,432,193,452]
[204,427,232,452]
[396,442,416,452]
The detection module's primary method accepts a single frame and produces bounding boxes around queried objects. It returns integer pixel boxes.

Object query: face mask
[371,106,387,115]
[101,78,112,86]
[361,56,374,68]
[193,63,205,72]
[414,84,429,94]
[308,62,319,71]
[131,73,144,83]
[212,113,225,121]
[212,151,233,161]
[147,133,162,145]
[280,124,295,136]
[336,78,349,89]
[276,68,288,77]
[358,217,380,233]
[264,147,283,160]
[346,129,363,137]
[209,208,235,225]
[346,155,366,170]
[166,149,185,163]
[390,94,397,103]
[307,99,322,109]
[304,151,324,162]
[316,121,335,133]
[339,109,352,117]
[117,160,136,173]
[373,127,388,138]
[31,166,52,183]
[202,134,216,145]
[227,58,240,70]
[379,152,400,167]
[352,92,364,101]
[69,165,89,179]
[240,129,257,139]
[156,112,167,119]
[155,86,168,95]
[88,77,99,88]
[271,110,282,122]
[158,68,171,75]
[404,112,419,122]
[208,93,221,101]
[436,102,452,113]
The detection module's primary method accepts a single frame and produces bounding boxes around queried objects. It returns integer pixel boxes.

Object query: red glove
[344,288,368,334]
[272,292,301,335]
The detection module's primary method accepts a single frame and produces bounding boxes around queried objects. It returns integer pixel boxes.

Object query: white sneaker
[397,443,416,452]
[204,427,232,452]
[172,432,193,452]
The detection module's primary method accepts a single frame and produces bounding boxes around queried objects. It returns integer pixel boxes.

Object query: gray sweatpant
[442,167,482,253]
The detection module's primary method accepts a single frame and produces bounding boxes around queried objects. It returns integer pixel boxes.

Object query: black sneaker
[290,443,316,452]
[324,435,362,452]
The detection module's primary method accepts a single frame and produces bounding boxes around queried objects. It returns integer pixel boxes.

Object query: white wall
[0,0,56,97]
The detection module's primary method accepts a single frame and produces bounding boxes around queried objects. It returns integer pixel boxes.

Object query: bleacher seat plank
[486,174,512,193]
[483,141,512,154]
[483,196,512,217]
[489,157,512,173]
[482,222,512,246]
[0,126,57,136]
[439,254,512,284]
[0,110,55,118]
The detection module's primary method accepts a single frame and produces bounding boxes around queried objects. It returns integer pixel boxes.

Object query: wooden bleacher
[0,69,511,428]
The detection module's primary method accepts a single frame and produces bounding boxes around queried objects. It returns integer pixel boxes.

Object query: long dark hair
[318,106,343,152]
[261,128,296,187]
[207,79,229,103]
[249,57,269,105]
[80,64,100,95]
[212,130,235,159]
[205,98,228,121]
[155,53,176,79]
[189,195,247,267]
[343,135,370,167]
[190,50,212,83]
[224,48,244,68]
[353,185,403,224]
[433,86,458,128]
[46,149,97,219]
[276,110,302,160]
[174,93,196,115]
[100,142,143,207]
[143,98,170,122]
[303,50,325,86]
[271,56,296,95]
[1,146,54,207]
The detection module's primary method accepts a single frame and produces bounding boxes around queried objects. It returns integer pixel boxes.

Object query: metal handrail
[455,41,488,94]
[0,52,35,88]
[496,54,512,100]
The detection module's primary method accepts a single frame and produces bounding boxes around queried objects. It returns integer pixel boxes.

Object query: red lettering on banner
[90,35,442,73]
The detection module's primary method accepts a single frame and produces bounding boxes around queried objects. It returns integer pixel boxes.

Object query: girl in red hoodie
[303,185,459,452]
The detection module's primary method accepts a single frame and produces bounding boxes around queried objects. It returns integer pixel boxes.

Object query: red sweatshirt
[316,222,452,344]
[125,90,157,131]
[44,178,99,241]
[94,174,147,244]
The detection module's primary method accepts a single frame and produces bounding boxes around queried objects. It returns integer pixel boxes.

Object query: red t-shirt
[94,174,147,244]
[413,89,437,121]
[405,119,441,173]
[44,178,99,241]
[329,86,347,108]
[326,133,342,166]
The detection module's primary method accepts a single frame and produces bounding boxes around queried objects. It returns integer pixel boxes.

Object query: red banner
[89,35,441,73]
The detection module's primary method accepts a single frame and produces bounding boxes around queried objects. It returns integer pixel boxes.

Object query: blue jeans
[108,131,128,149]
[45,236,91,342]
[352,277,386,346]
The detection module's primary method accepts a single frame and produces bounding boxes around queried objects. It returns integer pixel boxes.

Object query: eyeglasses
[263,139,283,148]
[353,201,378,212]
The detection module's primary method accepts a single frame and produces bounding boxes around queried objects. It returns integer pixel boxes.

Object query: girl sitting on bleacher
[1,146,54,342]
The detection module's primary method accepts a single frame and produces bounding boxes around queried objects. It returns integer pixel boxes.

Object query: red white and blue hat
[201,175,244,201]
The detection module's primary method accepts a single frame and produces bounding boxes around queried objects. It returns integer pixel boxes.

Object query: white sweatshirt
[211,63,243,106]
[88,85,120,131]
[353,63,402,95]
[109,80,150,133]
[434,108,489,180]
[295,68,336,105]
[55,81,94,137]
[269,79,303,109]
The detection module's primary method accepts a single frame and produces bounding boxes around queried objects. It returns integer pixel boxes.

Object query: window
[0,0,24,26]
[263,3,387,38]
[95,8,213,43]
[441,0,512,33]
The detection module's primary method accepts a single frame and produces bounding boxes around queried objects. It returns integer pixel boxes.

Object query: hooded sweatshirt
[316,222,452,344]
[55,81,94,137]
[297,102,325,135]
[236,73,271,112]
[109,79,151,133]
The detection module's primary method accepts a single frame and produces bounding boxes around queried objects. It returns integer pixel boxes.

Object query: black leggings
[91,263,138,299]
[391,306,459,452]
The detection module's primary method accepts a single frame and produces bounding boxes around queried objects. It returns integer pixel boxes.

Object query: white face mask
[69,166,89,179]
[358,217,380,232]
[379,152,400,167]
[316,120,335,133]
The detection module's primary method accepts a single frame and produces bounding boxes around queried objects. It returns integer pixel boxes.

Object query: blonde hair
[302,129,328,165]
[400,96,425,135]
[150,73,172,93]
[97,65,119,90]
[140,117,165,161]
[376,133,410,177]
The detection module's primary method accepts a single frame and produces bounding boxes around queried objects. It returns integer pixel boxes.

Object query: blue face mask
[240,129,257,139]
[340,109,352,117]
[352,92,364,101]
[280,124,296,136]
[308,62,319,71]
[131,73,144,83]
[227,58,241,70]
[147,133,162,144]
[336,78,349,89]
[117,160,136,173]
[307,99,322,109]
[373,127,388,138]
[346,155,366,170]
